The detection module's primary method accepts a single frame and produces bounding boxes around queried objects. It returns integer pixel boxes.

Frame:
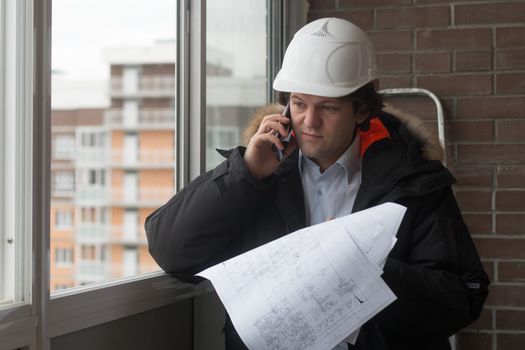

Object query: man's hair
[276,82,384,117]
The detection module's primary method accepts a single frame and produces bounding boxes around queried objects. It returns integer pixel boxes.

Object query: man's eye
[322,105,338,111]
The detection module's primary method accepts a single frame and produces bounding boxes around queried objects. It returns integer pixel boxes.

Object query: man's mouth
[302,131,322,139]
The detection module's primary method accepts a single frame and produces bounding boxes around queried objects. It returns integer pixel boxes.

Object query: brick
[458,145,525,165]
[466,308,493,330]
[417,28,492,50]
[499,262,525,283]
[448,121,494,143]
[456,51,492,72]
[457,97,525,119]
[377,6,449,29]
[377,53,411,74]
[487,284,525,306]
[340,10,374,30]
[456,332,492,350]
[308,0,335,10]
[496,48,525,70]
[497,214,525,235]
[497,166,525,188]
[496,190,525,211]
[417,74,492,97]
[474,237,525,259]
[455,190,492,212]
[497,309,525,330]
[368,31,413,52]
[377,76,412,89]
[415,52,451,73]
[308,10,374,30]
[496,27,525,48]
[455,3,525,25]
[498,334,525,350]
[482,261,494,282]
[338,0,411,8]
[452,167,493,187]
[463,213,493,235]
[496,73,525,95]
[497,120,525,143]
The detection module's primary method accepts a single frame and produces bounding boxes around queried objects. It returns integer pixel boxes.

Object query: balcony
[112,148,175,169]
[110,76,175,97]
[75,147,108,166]
[75,147,174,168]
[75,187,173,207]
[76,223,109,244]
[109,187,174,207]
[104,109,175,129]
[109,225,148,246]
[76,260,108,283]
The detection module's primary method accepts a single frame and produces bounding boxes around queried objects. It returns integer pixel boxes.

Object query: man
[146,18,489,349]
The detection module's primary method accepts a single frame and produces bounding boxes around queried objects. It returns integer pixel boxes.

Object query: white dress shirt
[299,135,362,350]
[299,135,362,226]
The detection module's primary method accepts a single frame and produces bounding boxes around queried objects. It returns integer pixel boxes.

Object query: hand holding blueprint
[197,203,406,350]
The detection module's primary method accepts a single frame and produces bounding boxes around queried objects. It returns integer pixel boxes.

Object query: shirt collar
[298,134,361,185]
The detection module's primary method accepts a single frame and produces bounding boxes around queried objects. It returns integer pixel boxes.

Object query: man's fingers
[257,132,285,150]
[258,120,290,138]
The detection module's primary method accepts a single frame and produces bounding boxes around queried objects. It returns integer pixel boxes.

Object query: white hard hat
[273,17,377,98]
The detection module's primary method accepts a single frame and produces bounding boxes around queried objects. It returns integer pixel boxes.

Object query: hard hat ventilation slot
[310,30,327,38]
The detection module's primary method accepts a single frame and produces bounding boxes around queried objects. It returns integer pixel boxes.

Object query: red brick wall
[308,1,525,349]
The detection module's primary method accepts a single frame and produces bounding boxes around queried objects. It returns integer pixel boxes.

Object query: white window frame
[0,0,36,349]
[0,1,302,349]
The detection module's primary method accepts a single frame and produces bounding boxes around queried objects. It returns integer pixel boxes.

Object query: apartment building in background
[50,43,265,291]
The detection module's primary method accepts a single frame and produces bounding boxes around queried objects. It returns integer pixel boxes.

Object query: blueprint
[197,203,406,350]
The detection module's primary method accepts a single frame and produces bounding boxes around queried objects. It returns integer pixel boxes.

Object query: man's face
[290,93,365,172]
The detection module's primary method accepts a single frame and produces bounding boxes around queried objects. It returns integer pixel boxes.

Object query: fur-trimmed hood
[242,103,444,162]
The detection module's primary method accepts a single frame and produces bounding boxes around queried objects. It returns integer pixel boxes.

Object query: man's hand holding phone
[243,103,296,180]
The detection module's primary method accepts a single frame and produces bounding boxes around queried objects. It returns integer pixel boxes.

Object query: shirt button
[317,190,322,196]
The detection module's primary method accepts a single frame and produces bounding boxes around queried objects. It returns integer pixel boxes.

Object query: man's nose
[303,107,321,127]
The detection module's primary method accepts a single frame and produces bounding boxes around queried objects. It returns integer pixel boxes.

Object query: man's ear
[355,106,370,124]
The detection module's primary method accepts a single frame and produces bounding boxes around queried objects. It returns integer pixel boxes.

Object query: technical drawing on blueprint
[197,202,406,350]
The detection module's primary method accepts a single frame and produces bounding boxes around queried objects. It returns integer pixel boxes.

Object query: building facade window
[55,247,74,265]
[53,134,75,159]
[52,171,75,193]
[55,209,73,229]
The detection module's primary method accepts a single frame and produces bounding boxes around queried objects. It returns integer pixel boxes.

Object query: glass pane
[206,0,268,170]
[51,0,176,292]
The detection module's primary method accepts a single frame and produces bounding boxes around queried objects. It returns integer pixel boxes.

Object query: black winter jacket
[145,109,490,350]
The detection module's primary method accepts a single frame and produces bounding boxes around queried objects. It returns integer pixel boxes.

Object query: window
[55,209,73,229]
[55,247,74,265]
[80,245,96,260]
[53,134,75,159]
[205,0,268,170]
[51,0,177,292]
[52,170,75,193]
[1,0,294,348]
[0,0,33,309]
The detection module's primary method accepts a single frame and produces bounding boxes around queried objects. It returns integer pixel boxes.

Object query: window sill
[48,271,212,338]
[0,304,36,349]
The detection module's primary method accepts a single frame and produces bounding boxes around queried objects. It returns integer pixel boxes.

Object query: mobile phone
[272,102,292,161]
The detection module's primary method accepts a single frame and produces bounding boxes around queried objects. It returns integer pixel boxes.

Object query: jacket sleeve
[145,147,274,279]
[376,187,490,343]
